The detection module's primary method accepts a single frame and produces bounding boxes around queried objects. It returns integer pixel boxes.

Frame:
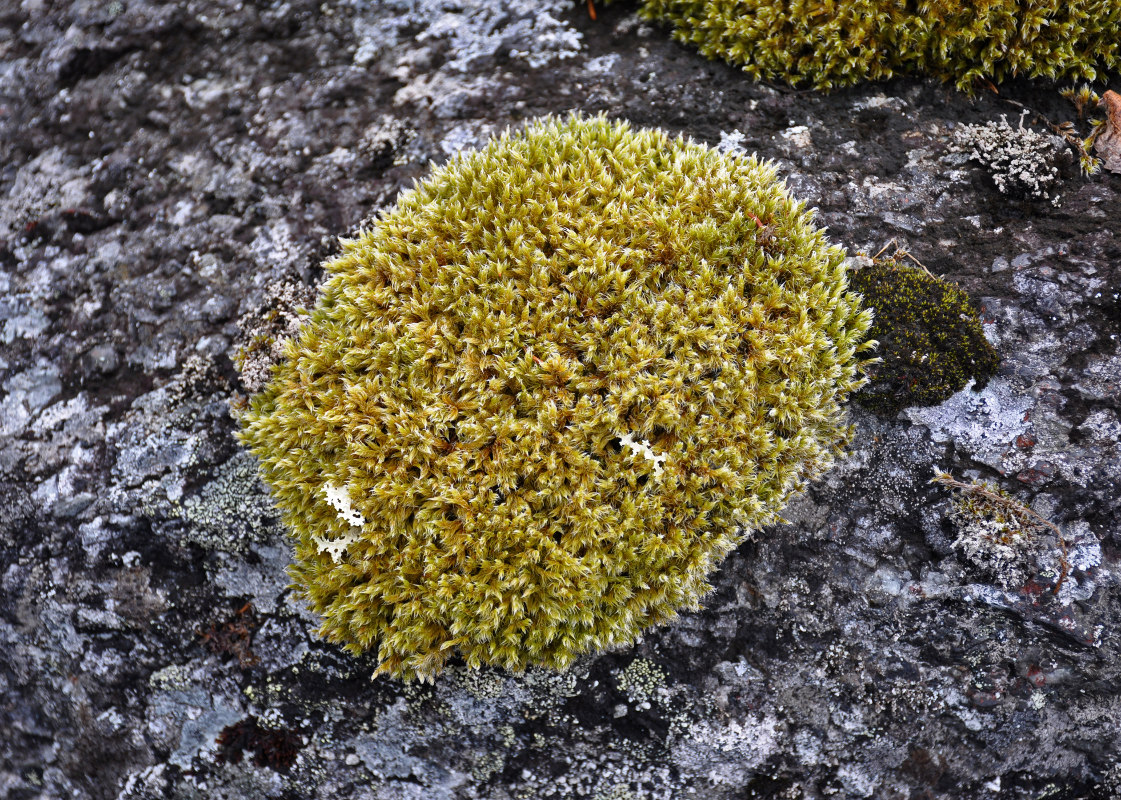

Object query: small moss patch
[851,258,999,416]
[934,472,1069,593]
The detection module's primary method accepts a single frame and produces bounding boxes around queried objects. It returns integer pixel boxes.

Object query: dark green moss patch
[852,258,1000,416]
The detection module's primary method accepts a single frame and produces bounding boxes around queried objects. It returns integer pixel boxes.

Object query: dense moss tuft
[631,0,1121,91]
[851,257,999,416]
[237,114,872,681]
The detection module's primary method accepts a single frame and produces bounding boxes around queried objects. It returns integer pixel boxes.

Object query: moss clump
[631,0,1121,91]
[851,257,999,415]
[237,113,872,681]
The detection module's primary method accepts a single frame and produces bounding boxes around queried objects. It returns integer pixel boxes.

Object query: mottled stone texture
[1,2,1120,799]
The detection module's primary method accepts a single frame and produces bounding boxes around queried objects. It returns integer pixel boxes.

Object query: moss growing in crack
[629,0,1121,91]
[237,113,872,681]
[851,257,999,416]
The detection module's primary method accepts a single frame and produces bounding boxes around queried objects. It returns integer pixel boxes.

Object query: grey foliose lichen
[951,114,1066,205]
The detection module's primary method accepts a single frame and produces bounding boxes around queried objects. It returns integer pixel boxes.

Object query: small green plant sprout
[849,247,999,416]
[626,0,1121,92]
[1062,84,1104,120]
[237,113,873,681]
[933,472,1070,595]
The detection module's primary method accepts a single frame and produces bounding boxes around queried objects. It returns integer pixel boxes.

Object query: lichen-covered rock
[238,113,872,680]
[936,474,1066,592]
[4,0,1121,797]
[233,280,319,395]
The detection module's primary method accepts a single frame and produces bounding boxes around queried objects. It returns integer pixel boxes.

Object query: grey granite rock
[2,1,1120,799]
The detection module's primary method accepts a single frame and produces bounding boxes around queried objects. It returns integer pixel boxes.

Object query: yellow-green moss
[237,113,872,681]
[631,0,1121,91]
[851,258,999,415]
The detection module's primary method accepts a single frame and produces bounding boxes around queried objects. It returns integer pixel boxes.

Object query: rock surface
[2,2,1120,799]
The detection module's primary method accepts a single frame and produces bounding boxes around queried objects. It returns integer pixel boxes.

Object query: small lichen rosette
[238,114,872,681]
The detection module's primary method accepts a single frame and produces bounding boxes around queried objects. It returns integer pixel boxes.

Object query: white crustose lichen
[314,482,364,562]
[619,432,667,477]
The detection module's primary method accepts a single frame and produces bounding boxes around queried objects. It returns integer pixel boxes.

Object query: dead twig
[870,239,936,278]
